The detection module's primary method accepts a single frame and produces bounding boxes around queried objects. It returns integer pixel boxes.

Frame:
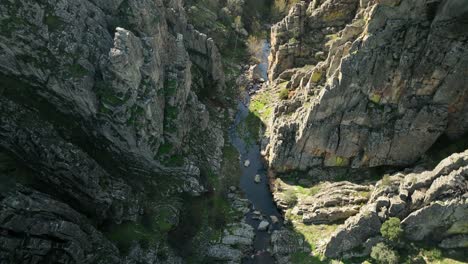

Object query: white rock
[258,220,269,231]
[244,160,250,167]
[254,174,261,183]
[270,215,279,224]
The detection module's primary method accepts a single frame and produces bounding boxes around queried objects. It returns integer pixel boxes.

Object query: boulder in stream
[258,220,270,231]
[254,174,261,183]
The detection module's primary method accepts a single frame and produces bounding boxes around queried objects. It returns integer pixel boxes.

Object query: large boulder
[323,205,382,258]
[402,200,468,241]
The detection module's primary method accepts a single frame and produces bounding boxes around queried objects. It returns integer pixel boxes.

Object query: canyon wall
[0,0,227,262]
[265,0,468,178]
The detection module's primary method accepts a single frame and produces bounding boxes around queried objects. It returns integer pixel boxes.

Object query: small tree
[371,243,399,264]
[246,35,263,63]
[381,217,403,242]
[283,189,298,207]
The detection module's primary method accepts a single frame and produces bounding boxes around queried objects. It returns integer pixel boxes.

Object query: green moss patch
[44,15,64,31]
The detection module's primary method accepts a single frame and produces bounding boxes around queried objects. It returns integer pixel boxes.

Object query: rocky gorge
[0,0,467,263]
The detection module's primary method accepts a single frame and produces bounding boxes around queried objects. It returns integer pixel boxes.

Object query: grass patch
[283,189,298,207]
[278,88,289,100]
[249,92,274,123]
[236,112,262,144]
[285,209,339,253]
[291,252,323,264]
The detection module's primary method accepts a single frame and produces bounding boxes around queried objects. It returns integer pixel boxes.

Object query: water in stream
[229,40,283,263]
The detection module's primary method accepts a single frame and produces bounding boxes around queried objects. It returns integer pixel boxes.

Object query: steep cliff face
[0,0,227,262]
[265,0,468,178]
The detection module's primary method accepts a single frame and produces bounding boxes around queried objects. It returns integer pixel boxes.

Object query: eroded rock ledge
[323,149,468,259]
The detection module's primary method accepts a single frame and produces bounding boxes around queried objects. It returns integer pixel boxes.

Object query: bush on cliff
[371,242,399,264]
[381,217,403,242]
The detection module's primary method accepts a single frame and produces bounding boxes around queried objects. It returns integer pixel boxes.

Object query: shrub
[278,88,289,100]
[381,217,403,242]
[422,248,443,261]
[371,243,399,264]
[246,35,263,60]
[283,189,298,207]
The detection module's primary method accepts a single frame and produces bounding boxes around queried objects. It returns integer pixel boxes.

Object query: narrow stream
[229,40,282,263]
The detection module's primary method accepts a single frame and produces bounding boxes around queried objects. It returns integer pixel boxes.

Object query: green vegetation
[277,81,289,90]
[334,156,346,166]
[422,248,443,262]
[370,93,382,104]
[371,242,399,264]
[165,106,179,120]
[323,10,347,22]
[127,105,145,125]
[381,174,391,187]
[105,221,159,255]
[381,217,403,242]
[294,185,321,197]
[96,82,124,108]
[164,78,178,96]
[165,155,184,166]
[353,191,371,200]
[246,35,264,63]
[285,208,339,253]
[166,142,242,261]
[249,92,274,123]
[279,88,289,100]
[44,15,64,31]
[283,189,298,206]
[158,143,173,155]
[289,37,299,45]
[270,0,302,21]
[291,252,323,264]
[310,71,322,83]
[217,144,242,188]
[69,63,88,78]
[236,112,261,144]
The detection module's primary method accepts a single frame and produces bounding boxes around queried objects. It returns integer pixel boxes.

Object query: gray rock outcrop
[322,149,468,258]
[0,186,121,264]
[265,0,468,178]
[299,182,372,224]
[0,0,228,261]
[270,229,312,264]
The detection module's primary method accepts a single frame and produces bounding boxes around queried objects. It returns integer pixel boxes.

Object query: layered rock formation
[265,0,468,178]
[0,0,228,262]
[296,182,372,224]
[323,149,468,258]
